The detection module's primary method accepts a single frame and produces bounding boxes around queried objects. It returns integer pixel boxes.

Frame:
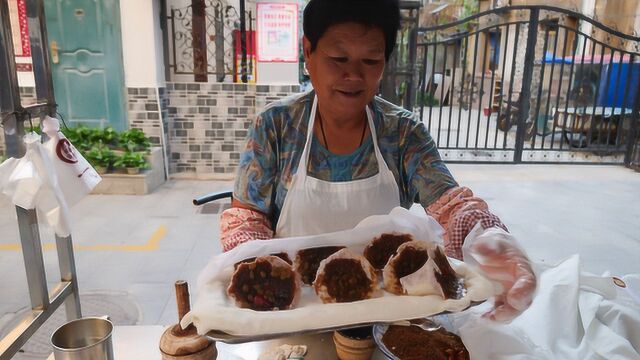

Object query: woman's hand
[463,225,537,322]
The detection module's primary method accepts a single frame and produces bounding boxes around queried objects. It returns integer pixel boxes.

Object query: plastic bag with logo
[41,116,101,207]
[0,117,101,236]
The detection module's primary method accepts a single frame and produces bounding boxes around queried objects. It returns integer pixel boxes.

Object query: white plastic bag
[41,116,101,206]
[0,118,101,236]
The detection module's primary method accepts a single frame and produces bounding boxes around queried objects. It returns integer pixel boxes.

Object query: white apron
[275,96,401,238]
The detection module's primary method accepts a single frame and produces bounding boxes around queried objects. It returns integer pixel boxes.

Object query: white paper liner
[183,207,497,337]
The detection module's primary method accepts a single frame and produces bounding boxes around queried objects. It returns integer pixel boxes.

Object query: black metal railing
[391,5,640,165]
[165,0,254,83]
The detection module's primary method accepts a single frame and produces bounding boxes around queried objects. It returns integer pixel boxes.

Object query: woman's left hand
[463,225,537,322]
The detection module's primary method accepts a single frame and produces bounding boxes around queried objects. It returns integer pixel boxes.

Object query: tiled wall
[2,84,299,177]
[164,83,300,175]
[126,87,168,148]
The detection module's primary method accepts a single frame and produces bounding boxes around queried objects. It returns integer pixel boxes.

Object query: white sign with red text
[257,3,298,62]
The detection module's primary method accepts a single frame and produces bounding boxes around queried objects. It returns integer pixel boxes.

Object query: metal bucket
[51,317,114,360]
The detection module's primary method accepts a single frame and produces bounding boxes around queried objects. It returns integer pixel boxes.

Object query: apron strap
[298,95,392,178]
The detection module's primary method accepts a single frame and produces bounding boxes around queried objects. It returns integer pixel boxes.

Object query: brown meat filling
[382,325,470,360]
[296,246,345,285]
[392,248,429,287]
[319,259,372,302]
[229,260,296,311]
[432,247,466,300]
[364,234,412,270]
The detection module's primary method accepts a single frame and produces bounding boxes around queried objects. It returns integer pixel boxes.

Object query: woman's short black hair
[303,0,400,61]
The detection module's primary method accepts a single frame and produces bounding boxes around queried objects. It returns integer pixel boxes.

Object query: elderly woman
[221,0,536,321]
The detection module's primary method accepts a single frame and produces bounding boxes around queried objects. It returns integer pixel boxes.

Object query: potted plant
[84,145,116,174]
[113,151,149,175]
[102,127,120,149]
[119,128,151,153]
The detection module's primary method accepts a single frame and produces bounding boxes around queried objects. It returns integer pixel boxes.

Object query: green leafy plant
[84,145,116,170]
[101,127,120,147]
[113,151,149,170]
[119,128,151,152]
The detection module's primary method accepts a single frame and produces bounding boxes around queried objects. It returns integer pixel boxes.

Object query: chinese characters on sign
[257,3,298,62]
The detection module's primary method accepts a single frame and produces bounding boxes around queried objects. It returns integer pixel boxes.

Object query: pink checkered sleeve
[220,207,274,252]
[427,187,507,259]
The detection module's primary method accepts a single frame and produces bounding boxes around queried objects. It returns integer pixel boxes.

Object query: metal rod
[437,41,448,147]
[485,33,498,149]
[549,25,570,150]
[559,32,584,150]
[466,32,480,149]
[160,0,171,81]
[494,23,510,150]
[191,0,208,82]
[595,48,616,148]
[605,52,626,148]
[456,36,469,149]
[239,0,247,83]
[575,34,595,150]
[616,54,634,148]
[530,25,550,150]
[406,8,419,110]
[475,31,490,149]
[55,234,82,320]
[503,23,520,150]
[514,8,540,163]
[428,42,439,134]
[624,60,640,165]
[15,206,49,311]
[418,44,428,129]
[584,44,607,148]
[170,7,177,75]
[541,24,560,149]
[446,39,459,148]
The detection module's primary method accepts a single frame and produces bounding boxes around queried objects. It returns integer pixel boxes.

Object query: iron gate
[393,5,640,165]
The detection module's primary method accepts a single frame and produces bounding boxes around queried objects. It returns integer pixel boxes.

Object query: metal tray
[205,301,484,344]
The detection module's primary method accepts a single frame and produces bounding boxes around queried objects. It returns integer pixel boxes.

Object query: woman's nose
[342,61,364,81]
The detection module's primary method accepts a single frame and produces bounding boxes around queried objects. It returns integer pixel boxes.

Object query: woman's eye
[363,59,382,66]
[330,56,348,63]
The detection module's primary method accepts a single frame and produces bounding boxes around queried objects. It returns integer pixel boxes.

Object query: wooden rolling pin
[159,281,217,359]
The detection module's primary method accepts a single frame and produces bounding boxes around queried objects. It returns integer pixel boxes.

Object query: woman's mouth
[336,89,364,98]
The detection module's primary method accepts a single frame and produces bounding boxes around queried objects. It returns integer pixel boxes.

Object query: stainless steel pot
[51,317,114,360]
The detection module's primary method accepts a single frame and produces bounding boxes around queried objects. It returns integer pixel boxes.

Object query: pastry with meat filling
[384,241,466,299]
[383,240,433,295]
[363,233,413,270]
[313,249,378,303]
[227,256,301,311]
[294,246,345,285]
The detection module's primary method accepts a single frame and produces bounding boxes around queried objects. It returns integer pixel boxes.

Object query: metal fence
[391,5,640,165]
[165,0,254,83]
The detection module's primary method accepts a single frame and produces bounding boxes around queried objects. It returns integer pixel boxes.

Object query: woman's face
[304,22,386,121]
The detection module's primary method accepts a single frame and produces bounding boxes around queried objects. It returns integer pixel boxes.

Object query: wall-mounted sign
[257,3,298,62]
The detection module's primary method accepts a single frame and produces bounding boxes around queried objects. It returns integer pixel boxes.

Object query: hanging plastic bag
[0,118,101,237]
[41,116,101,206]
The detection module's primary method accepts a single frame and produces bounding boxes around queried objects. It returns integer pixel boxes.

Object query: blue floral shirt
[234,91,458,227]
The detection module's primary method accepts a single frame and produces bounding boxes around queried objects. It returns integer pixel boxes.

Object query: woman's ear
[302,36,312,63]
